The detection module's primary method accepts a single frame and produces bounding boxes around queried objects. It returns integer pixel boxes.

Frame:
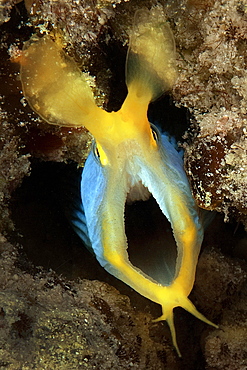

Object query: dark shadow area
[9,160,162,317]
[126,196,177,286]
[148,95,190,142]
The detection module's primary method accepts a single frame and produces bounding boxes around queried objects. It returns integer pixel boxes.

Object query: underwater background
[1,0,247,368]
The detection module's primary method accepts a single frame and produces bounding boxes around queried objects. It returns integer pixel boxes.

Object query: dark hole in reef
[125,196,177,286]
[148,95,190,143]
[9,160,162,316]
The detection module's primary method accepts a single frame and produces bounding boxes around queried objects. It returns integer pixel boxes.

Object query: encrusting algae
[167,0,247,226]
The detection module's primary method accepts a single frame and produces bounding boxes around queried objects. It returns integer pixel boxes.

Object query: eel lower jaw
[124,172,218,356]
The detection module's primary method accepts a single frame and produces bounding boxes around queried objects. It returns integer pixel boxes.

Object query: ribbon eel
[20,8,217,356]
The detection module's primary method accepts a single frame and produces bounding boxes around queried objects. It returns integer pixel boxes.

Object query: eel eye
[92,141,101,164]
[92,141,108,166]
[151,128,158,141]
[150,124,160,142]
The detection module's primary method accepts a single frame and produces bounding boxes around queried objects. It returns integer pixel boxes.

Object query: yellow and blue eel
[20,8,217,356]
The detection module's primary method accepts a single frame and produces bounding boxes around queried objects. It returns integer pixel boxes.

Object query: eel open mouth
[125,195,177,286]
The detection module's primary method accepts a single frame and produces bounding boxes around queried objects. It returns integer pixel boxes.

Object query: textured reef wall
[167,0,247,226]
[1,0,247,369]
